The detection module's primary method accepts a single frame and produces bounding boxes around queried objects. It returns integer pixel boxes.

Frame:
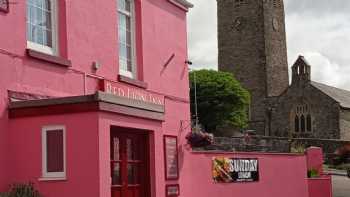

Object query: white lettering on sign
[232,159,258,172]
[104,81,164,105]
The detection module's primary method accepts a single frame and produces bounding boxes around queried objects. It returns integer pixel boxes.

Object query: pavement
[326,170,350,197]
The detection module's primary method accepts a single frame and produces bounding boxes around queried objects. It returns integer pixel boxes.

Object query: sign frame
[213,157,259,183]
[163,135,179,180]
[165,184,180,197]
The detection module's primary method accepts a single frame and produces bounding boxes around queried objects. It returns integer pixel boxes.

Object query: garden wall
[180,150,310,197]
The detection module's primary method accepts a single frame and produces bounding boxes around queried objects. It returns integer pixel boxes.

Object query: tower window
[235,0,246,8]
[273,0,281,8]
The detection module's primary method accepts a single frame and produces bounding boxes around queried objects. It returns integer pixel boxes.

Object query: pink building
[0,0,332,197]
[0,0,193,196]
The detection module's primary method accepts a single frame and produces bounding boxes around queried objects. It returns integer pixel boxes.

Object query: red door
[111,131,149,197]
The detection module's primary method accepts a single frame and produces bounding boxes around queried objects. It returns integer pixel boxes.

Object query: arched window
[295,116,299,133]
[307,114,312,132]
[292,103,312,134]
[300,115,305,133]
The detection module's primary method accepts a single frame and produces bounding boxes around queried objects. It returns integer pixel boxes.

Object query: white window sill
[38,177,67,182]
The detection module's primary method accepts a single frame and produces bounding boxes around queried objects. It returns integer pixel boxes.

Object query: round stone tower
[217,0,289,135]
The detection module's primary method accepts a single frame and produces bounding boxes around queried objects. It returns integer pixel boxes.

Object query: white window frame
[118,0,137,79]
[41,125,66,179]
[27,0,59,56]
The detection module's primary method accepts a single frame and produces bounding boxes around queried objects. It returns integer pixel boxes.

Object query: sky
[187,0,350,90]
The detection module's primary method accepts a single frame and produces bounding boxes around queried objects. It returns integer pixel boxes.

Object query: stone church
[217,0,350,140]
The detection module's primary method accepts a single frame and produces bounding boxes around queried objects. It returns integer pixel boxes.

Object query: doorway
[110,127,150,197]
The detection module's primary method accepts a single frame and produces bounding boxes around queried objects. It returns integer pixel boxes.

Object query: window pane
[119,44,127,60]
[112,162,121,185]
[118,0,135,76]
[35,7,43,25]
[27,0,54,48]
[127,163,139,184]
[307,115,312,132]
[46,130,64,173]
[119,59,127,71]
[118,28,127,44]
[126,138,133,160]
[300,115,305,133]
[43,0,51,10]
[118,14,126,29]
[112,137,120,161]
[45,30,52,47]
[118,0,130,12]
[44,11,52,30]
[35,0,44,8]
[295,116,299,133]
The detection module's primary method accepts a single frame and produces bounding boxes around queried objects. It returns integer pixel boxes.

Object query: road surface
[333,175,350,197]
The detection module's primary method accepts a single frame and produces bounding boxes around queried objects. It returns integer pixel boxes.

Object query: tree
[189,69,250,132]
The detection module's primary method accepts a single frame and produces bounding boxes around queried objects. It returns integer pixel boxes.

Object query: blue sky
[187,0,350,90]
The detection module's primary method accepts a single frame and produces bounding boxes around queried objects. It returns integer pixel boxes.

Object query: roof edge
[168,0,194,11]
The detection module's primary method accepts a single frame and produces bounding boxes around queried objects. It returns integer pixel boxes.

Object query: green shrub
[0,183,42,197]
[307,168,320,178]
[290,142,306,154]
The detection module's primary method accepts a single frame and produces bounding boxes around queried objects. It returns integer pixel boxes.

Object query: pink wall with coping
[308,176,333,197]
[179,151,310,197]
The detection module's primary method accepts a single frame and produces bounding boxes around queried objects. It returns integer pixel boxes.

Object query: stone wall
[340,109,350,140]
[217,0,289,135]
[197,136,350,156]
[271,81,341,139]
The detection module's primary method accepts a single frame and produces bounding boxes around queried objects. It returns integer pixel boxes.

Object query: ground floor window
[42,125,66,179]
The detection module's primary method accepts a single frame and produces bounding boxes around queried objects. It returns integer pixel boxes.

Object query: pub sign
[213,157,259,183]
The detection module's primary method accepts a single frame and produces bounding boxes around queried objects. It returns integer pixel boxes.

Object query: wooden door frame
[110,126,151,197]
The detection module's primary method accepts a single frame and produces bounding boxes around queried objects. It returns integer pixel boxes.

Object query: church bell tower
[217,0,289,135]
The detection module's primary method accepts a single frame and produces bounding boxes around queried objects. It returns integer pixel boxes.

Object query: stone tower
[217,0,289,135]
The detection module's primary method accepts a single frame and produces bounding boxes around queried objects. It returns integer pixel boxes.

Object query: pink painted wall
[308,176,333,197]
[0,0,190,192]
[179,151,310,197]
[7,113,100,197]
[306,147,324,174]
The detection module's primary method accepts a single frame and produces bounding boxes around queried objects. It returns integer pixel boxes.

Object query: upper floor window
[118,0,137,78]
[26,0,58,55]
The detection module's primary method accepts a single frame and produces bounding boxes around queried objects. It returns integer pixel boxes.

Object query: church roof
[311,81,350,109]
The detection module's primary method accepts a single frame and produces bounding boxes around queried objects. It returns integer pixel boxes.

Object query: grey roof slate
[174,0,193,8]
[311,81,350,109]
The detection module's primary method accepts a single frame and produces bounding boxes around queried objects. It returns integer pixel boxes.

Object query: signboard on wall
[0,0,9,12]
[164,135,179,180]
[213,157,259,183]
[100,79,164,106]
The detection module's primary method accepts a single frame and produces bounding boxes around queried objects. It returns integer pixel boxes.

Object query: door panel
[111,131,148,197]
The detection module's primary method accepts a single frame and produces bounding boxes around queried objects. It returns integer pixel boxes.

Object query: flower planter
[186,132,214,148]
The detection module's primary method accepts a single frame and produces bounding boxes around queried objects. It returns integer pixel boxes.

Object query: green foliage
[189,69,250,131]
[307,168,320,178]
[0,183,42,197]
[290,142,306,154]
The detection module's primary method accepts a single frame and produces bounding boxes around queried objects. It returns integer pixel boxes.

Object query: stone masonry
[217,0,350,140]
[217,0,289,135]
